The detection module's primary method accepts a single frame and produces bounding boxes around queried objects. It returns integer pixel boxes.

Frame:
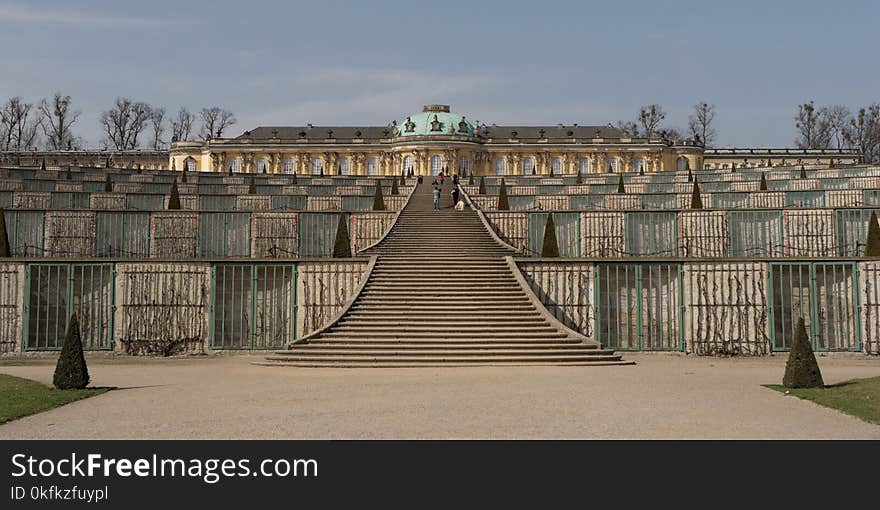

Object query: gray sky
[1,0,877,148]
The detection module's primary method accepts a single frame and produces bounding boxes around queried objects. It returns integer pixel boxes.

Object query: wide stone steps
[261,178,630,368]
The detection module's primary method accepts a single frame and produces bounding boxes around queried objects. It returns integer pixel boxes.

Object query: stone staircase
[261,178,631,367]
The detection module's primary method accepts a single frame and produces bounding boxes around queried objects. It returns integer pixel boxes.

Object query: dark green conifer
[41,159,46,170]
[865,210,880,257]
[332,214,351,258]
[690,180,703,209]
[541,213,560,258]
[468,174,474,186]
[167,179,181,210]
[372,180,385,210]
[575,172,582,185]
[616,174,625,194]
[497,178,509,210]
[478,176,486,195]
[759,172,768,191]
[782,318,824,389]
[391,177,399,195]
[0,208,10,257]
[248,176,257,194]
[104,174,113,192]
[800,165,807,179]
[53,313,90,390]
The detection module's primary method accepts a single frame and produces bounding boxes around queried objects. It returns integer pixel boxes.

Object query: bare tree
[844,104,880,163]
[198,107,236,140]
[170,107,194,142]
[687,101,717,146]
[0,97,43,150]
[659,126,685,142]
[616,120,640,137]
[795,100,834,149]
[822,104,851,149]
[100,98,153,150]
[39,92,80,149]
[149,107,167,149]
[637,104,666,138]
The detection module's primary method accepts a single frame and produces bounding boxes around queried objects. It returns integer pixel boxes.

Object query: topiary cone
[41,159,46,171]
[53,313,90,390]
[248,176,257,194]
[687,168,693,182]
[167,179,181,210]
[690,180,703,209]
[497,178,509,210]
[800,165,807,179]
[468,174,474,186]
[104,174,113,192]
[181,170,188,184]
[391,177,399,195]
[0,208,10,257]
[399,173,406,186]
[575,172,582,185]
[372,180,386,210]
[639,165,645,176]
[291,173,297,185]
[865,210,880,257]
[759,172,768,191]
[782,317,824,389]
[541,213,560,258]
[478,176,486,195]
[616,174,625,194]
[65,167,72,180]
[332,214,351,258]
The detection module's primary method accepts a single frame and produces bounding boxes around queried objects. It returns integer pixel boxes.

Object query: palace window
[339,157,351,175]
[634,157,646,173]
[311,158,323,175]
[227,157,241,172]
[431,155,443,175]
[676,157,688,171]
[551,157,562,174]
[494,157,507,176]
[255,157,268,173]
[458,156,469,175]
[184,158,196,172]
[283,157,296,174]
[523,157,535,175]
[578,158,591,174]
[606,157,618,173]
[403,156,414,174]
[367,157,378,175]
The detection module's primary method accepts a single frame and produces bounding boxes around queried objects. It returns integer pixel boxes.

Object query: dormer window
[430,114,442,132]
[404,117,415,132]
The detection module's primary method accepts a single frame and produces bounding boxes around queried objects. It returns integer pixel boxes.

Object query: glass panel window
[431,155,443,175]
[578,158,590,174]
[494,157,506,176]
[458,156,468,175]
[551,157,562,174]
[403,156,413,173]
[311,158,323,175]
[523,157,534,175]
[339,157,351,175]
[283,157,296,174]
[228,157,241,172]
[367,157,378,175]
[255,158,268,173]
[607,157,618,173]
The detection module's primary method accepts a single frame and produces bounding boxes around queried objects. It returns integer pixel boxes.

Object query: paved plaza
[1,354,879,439]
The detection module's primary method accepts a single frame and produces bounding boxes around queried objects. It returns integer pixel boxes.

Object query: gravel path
[1,353,879,439]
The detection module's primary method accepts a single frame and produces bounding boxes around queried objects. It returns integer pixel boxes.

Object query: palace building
[169,104,709,175]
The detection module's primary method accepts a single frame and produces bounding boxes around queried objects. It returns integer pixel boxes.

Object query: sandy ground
[0,353,879,439]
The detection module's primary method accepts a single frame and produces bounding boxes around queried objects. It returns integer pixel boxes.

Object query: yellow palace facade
[169,104,707,176]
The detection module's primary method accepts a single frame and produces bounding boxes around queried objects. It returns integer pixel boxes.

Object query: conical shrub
[332,214,351,258]
[468,174,474,186]
[399,173,405,186]
[372,180,386,210]
[497,178,509,210]
[532,167,537,176]
[167,179,181,210]
[639,164,645,176]
[865,210,880,257]
[616,174,625,194]
[104,174,113,192]
[391,177,399,195]
[541,213,560,258]
[800,165,807,179]
[53,313,90,390]
[65,167,72,180]
[41,159,46,170]
[575,172,582,185]
[690,180,703,209]
[782,318,824,389]
[105,157,111,168]
[291,173,297,185]
[759,172,768,191]
[0,208,10,257]
[181,170,188,184]
[478,176,486,195]
[687,168,693,182]
[248,176,257,194]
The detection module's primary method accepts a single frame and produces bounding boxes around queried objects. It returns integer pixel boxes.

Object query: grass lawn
[766,377,880,425]
[0,373,110,424]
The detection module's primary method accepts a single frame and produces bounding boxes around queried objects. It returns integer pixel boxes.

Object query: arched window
[634,157,646,173]
[311,158,323,175]
[431,155,443,175]
[184,157,196,172]
[606,157,618,173]
[494,157,507,176]
[283,157,296,174]
[551,157,562,174]
[228,157,241,172]
[367,157,378,175]
[403,155,413,174]
[458,156,468,175]
[339,157,351,175]
[522,157,535,175]
[255,157,268,173]
[676,157,688,171]
[578,158,591,174]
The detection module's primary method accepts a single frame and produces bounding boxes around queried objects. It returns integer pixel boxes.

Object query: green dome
[395,105,474,137]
